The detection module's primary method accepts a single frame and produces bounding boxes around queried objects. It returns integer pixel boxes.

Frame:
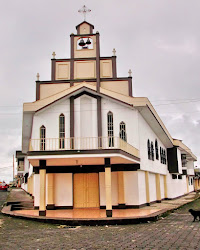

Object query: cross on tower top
[78,5,91,21]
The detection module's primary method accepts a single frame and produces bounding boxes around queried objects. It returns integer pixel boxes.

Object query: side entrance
[73,173,100,208]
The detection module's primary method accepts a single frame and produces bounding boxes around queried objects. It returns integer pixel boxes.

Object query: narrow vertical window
[40,125,46,151]
[163,150,166,164]
[147,139,151,160]
[107,111,114,147]
[59,114,65,149]
[155,139,159,160]
[119,121,127,142]
[160,147,162,163]
[151,142,154,161]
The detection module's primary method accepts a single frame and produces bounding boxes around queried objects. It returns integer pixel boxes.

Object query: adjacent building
[17,21,197,217]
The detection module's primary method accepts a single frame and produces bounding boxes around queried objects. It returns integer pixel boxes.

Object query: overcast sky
[0,0,200,182]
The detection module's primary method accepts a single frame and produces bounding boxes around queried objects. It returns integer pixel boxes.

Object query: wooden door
[74,173,99,208]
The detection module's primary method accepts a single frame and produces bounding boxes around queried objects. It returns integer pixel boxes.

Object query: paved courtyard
[0,190,200,249]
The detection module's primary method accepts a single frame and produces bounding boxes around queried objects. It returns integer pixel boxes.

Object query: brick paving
[0,190,200,249]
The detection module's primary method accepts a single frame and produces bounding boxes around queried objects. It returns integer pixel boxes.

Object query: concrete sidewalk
[1,188,199,226]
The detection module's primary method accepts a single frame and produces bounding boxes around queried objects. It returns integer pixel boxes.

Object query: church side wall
[33,174,40,207]
[160,175,165,199]
[138,113,168,175]
[166,173,188,198]
[137,171,147,205]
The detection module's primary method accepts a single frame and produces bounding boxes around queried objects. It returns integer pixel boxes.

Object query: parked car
[0,182,9,191]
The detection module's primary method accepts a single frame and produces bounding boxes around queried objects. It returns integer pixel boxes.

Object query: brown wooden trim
[33,164,140,174]
[37,77,129,85]
[77,26,80,35]
[36,81,40,101]
[53,57,113,62]
[105,158,111,167]
[112,56,117,78]
[96,33,100,92]
[70,97,74,149]
[73,91,98,100]
[97,96,102,143]
[39,160,46,169]
[51,59,56,81]
[70,59,74,87]
[70,34,74,59]
[76,21,94,30]
[128,77,132,97]
[90,25,93,34]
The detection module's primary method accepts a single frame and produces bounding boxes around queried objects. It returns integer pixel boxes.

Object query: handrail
[29,137,139,158]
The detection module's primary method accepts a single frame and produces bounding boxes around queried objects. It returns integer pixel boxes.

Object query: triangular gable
[76,21,94,30]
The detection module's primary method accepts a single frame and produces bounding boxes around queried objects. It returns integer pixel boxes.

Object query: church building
[20,21,196,217]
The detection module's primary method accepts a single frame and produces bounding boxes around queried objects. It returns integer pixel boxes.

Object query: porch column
[47,174,55,210]
[156,174,161,202]
[117,172,125,208]
[105,158,112,217]
[186,177,189,193]
[145,171,150,205]
[39,160,46,216]
[164,175,168,199]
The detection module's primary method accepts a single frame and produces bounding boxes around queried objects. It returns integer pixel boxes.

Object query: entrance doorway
[73,173,99,208]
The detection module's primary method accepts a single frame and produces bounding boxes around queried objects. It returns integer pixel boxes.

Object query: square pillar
[156,174,161,202]
[117,171,125,208]
[164,175,168,199]
[105,158,112,217]
[145,171,150,205]
[47,173,55,210]
[39,160,46,216]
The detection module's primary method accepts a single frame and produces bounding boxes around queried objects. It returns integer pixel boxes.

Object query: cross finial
[36,73,40,81]
[112,48,116,56]
[78,5,91,21]
[52,51,56,59]
[128,69,132,77]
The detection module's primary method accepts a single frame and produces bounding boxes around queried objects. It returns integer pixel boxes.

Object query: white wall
[187,161,195,176]
[54,173,73,207]
[31,97,70,149]
[166,173,187,198]
[74,95,98,143]
[149,173,157,202]
[99,172,119,206]
[33,174,40,207]
[137,171,147,205]
[138,114,168,175]
[124,171,140,205]
[160,175,165,199]
[101,98,139,149]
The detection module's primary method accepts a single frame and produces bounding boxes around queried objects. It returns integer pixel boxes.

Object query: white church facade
[19,21,196,217]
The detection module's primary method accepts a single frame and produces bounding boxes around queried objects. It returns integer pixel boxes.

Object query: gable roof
[76,21,94,30]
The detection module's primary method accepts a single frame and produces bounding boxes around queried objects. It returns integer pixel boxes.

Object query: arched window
[119,121,127,142]
[160,147,162,163]
[163,150,166,164]
[107,111,114,147]
[151,142,154,161]
[147,139,151,160]
[59,114,65,149]
[40,125,46,151]
[155,139,159,160]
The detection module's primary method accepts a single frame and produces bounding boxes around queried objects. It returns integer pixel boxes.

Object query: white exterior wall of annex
[31,97,70,142]
[166,172,187,198]
[101,98,139,149]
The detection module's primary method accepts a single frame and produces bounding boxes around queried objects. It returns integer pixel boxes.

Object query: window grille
[40,125,46,150]
[59,114,65,149]
[147,139,151,160]
[155,139,159,160]
[151,141,154,161]
[119,121,127,142]
[107,112,114,147]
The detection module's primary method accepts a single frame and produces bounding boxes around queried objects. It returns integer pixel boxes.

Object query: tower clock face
[77,37,93,50]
